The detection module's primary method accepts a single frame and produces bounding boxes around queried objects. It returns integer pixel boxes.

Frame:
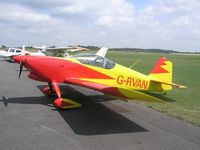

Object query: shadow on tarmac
[0,84,148,135]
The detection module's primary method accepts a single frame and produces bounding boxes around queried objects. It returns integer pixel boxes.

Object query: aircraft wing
[65,78,109,91]
[65,77,165,103]
[46,47,90,56]
[33,46,75,51]
[46,47,73,50]
[0,53,9,57]
[46,46,89,51]
[0,53,14,58]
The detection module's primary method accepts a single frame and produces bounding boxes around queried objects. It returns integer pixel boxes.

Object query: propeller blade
[18,62,23,79]
[2,96,8,107]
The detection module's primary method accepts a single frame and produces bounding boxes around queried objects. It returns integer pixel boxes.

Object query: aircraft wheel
[54,98,63,108]
[43,86,55,97]
[54,98,82,109]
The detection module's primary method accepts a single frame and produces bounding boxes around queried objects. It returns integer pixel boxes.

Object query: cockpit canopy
[5,48,22,53]
[71,53,115,69]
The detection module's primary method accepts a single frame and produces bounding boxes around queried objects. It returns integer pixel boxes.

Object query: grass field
[106,51,200,126]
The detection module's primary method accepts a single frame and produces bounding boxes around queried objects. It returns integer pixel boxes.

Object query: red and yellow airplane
[13,53,186,109]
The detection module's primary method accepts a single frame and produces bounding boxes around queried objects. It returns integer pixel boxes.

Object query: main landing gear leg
[52,81,81,109]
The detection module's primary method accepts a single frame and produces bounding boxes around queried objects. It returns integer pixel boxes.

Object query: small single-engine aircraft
[14,52,186,109]
[0,47,24,60]
[0,45,46,62]
[33,45,90,58]
[0,45,93,62]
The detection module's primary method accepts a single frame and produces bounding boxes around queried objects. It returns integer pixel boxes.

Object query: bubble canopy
[71,53,115,69]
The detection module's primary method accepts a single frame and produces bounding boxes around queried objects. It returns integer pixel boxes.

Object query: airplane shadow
[0,95,54,107]
[58,102,148,135]
[40,85,148,135]
[0,84,148,135]
[144,92,176,102]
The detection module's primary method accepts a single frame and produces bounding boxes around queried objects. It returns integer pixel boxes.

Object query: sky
[0,0,200,52]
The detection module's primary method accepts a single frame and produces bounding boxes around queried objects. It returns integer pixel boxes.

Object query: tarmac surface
[0,57,200,150]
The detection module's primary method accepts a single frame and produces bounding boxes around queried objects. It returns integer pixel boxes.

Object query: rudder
[149,57,172,90]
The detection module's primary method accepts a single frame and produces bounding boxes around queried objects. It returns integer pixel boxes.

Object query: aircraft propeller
[2,96,8,107]
[18,61,24,79]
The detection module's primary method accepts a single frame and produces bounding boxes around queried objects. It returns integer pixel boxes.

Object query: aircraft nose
[13,55,26,64]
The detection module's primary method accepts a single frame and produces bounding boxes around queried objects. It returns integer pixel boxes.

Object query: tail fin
[96,46,108,57]
[149,57,173,90]
[22,44,25,51]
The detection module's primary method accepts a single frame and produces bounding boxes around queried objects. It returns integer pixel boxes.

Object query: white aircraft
[0,47,24,58]
[0,45,108,62]
[59,46,108,58]
[0,45,87,60]
[37,45,90,58]
[67,46,90,52]
[0,45,46,61]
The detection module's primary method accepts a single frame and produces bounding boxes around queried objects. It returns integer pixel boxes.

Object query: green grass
[106,51,200,126]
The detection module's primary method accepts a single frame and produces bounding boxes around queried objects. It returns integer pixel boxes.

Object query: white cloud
[0,0,200,51]
[0,2,51,29]
[170,16,190,28]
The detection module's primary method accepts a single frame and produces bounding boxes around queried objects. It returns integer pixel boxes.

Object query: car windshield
[71,53,115,69]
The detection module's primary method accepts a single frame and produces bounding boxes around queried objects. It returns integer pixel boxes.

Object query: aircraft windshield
[16,50,22,53]
[10,49,15,52]
[71,53,115,69]
[4,48,9,52]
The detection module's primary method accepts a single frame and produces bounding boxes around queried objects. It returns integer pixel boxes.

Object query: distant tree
[1,45,7,48]
[82,45,99,50]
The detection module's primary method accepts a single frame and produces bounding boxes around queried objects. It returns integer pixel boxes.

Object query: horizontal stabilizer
[151,80,187,89]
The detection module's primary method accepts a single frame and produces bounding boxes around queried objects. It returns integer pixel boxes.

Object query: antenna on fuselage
[129,59,141,69]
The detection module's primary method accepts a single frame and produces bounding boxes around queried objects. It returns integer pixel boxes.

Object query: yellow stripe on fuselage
[67,58,151,91]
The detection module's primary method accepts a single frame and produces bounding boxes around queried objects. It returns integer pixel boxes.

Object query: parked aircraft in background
[67,46,90,52]
[14,49,186,109]
[0,47,24,59]
[33,45,107,58]
[35,45,90,57]
[0,45,46,61]
[0,45,94,62]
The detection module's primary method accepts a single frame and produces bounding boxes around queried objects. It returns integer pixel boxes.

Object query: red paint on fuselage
[18,56,113,83]
[28,73,48,82]
[14,56,128,99]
